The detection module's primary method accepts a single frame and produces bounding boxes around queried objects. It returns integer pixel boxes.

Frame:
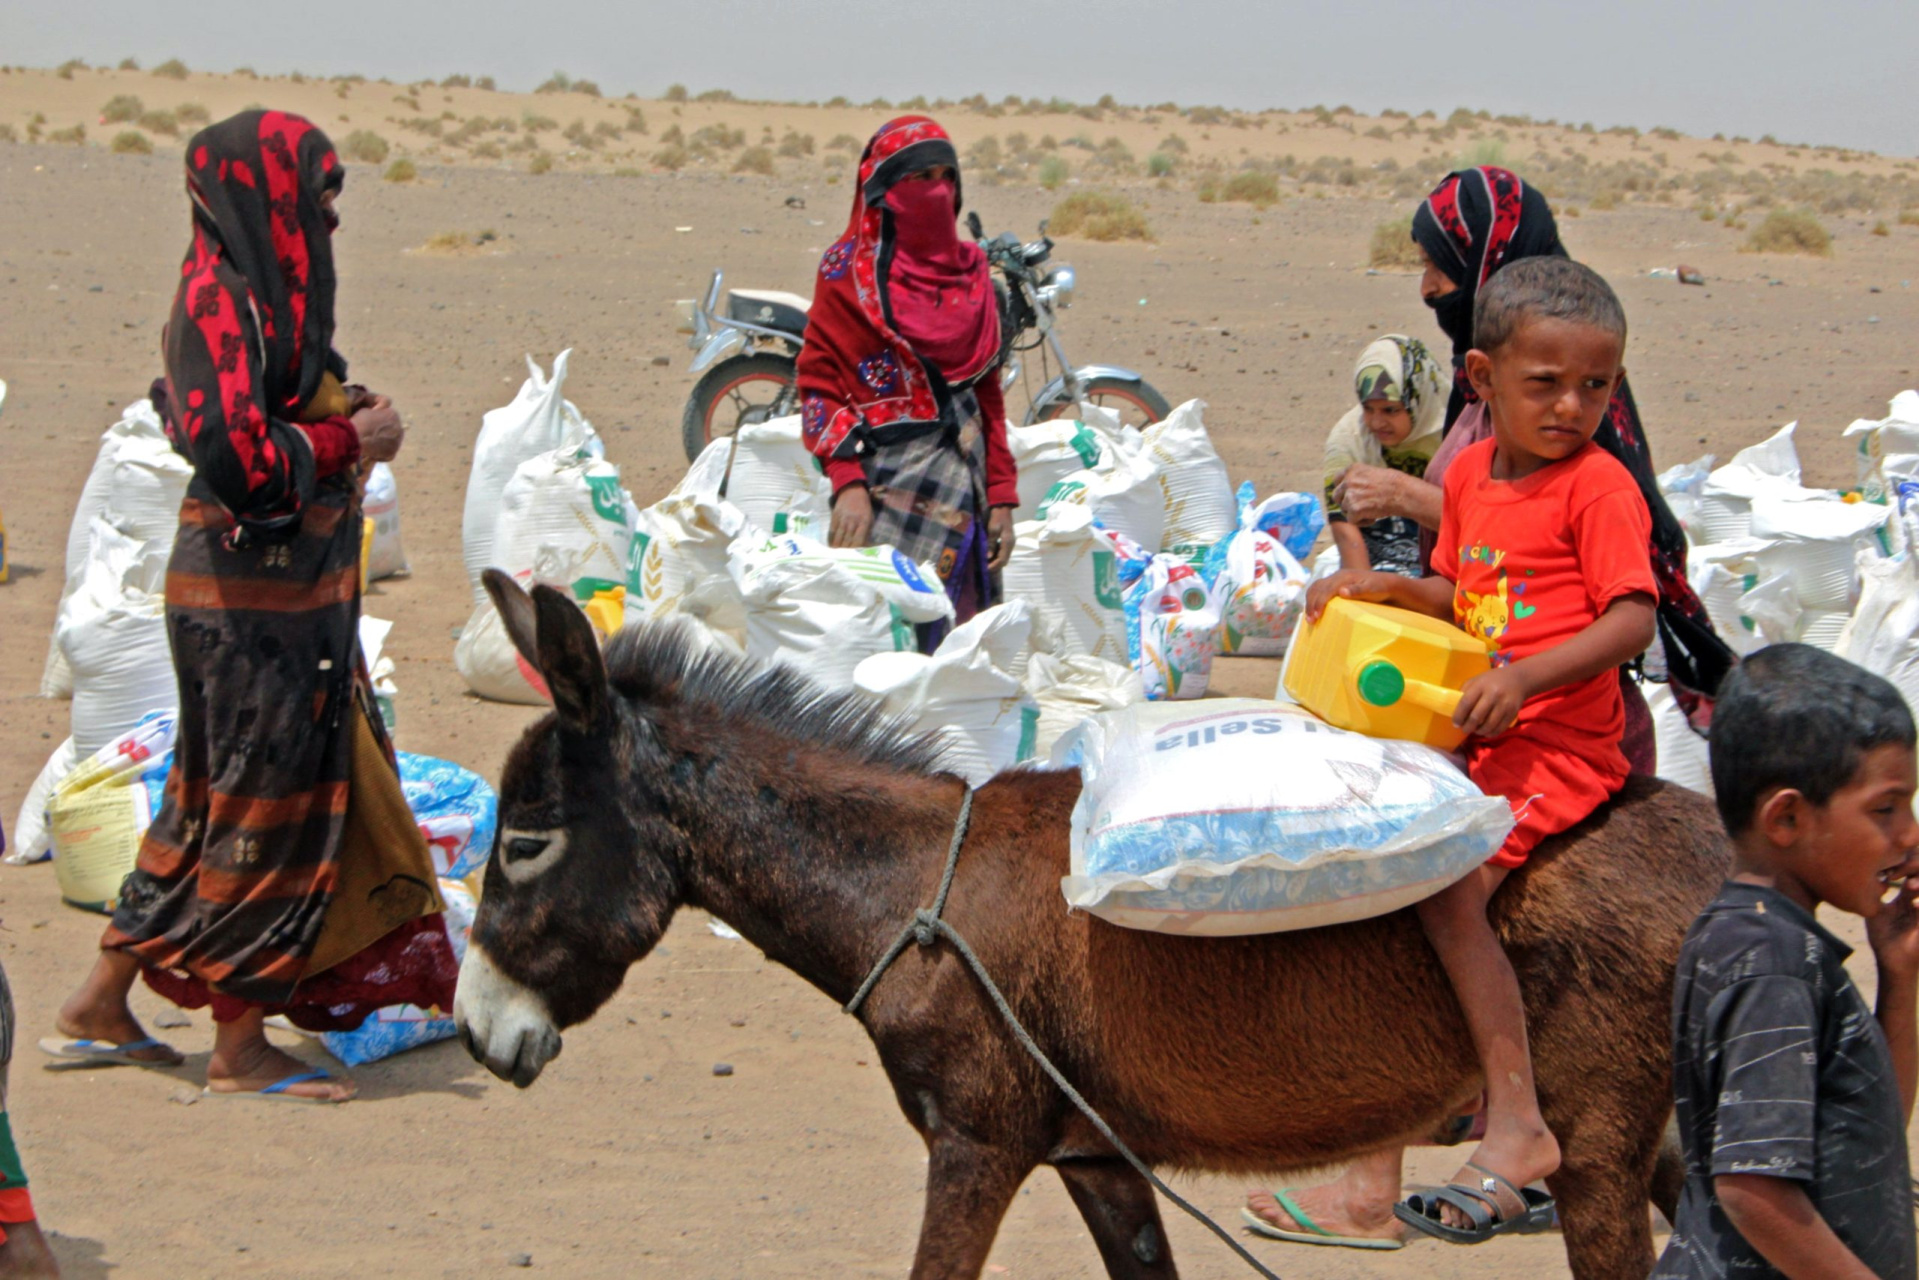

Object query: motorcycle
[675,214,1171,461]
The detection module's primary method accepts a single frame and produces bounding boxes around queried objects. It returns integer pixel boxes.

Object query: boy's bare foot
[1244,1184,1407,1244]
[206,1037,356,1103]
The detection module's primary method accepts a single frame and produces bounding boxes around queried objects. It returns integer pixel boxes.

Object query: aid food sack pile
[1056,699,1512,935]
[853,602,1037,786]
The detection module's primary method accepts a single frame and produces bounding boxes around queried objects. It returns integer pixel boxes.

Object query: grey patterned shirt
[1654,882,1916,1279]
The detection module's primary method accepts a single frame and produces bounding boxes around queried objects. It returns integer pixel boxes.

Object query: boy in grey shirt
[1657,644,1919,1279]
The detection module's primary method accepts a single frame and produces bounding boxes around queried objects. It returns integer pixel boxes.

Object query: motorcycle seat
[727,290,811,335]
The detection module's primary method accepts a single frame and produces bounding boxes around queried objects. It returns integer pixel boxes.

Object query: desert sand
[2,64,1919,1278]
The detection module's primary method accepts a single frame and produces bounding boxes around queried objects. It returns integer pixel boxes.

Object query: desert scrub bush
[1872,220,1890,236]
[690,123,744,151]
[471,141,503,159]
[111,130,152,154]
[733,145,775,175]
[624,107,647,134]
[1159,132,1189,155]
[100,94,143,123]
[696,88,737,103]
[1899,210,1919,227]
[1369,216,1422,268]
[592,120,622,141]
[652,143,688,170]
[48,124,86,145]
[966,135,1002,170]
[138,109,178,136]
[611,166,642,177]
[535,71,575,94]
[1146,151,1177,177]
[342,130,389,163]
[527,151,554,175]
[0,125,16,143]
[1037,155,1070,190]
[421,228,496,252]
[777,130,814,158]
[663,83,688,102]
[383,157,418,182]
[56,59,86,80]
[440,73,472,88]
[562,120,599,149]
[826,133,860,153]
[1188,105,1228,126]
[1217,170,1281,206]
[1049,191,1152,242]
[176,101,210,125]
[1458,138,1507,169]
[118,57,139,71]
[1743,208,1831,255]
[658,124,684,146]
[151,58,188,80]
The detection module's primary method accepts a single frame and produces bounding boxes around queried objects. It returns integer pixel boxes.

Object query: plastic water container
[1282,598,1489,751]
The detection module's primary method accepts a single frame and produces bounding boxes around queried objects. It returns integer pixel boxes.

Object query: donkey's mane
[602,620,948,775]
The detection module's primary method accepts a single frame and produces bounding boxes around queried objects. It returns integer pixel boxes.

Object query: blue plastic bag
[396,752,497,880]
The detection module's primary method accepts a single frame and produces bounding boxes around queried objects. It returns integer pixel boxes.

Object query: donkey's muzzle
[453,943,564,1088]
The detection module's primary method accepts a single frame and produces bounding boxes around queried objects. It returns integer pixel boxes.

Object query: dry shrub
[1368,216,1422,269]
[624,107,647,134]
[342,130,389,164]
[663,83,688,102]
[421,228,497,253]
[476,76,496,91]
[1899,209,1919,227]
[441,73,472,88]
[652,143,688,170]
[528,151,554,175]
[56,59,86,80]
[100,94,143,123]
[522,112,558,134]
[592,120,622,141]
[176,101,210,125]
[1037,155,1070,190]
[118,57,139,71]
[383,157,418,183]
[138,109,177,136]
[611,166,642,177]
[1049,190,1152,242]
[777,130,813,158]
[151,58,188,80]
[1146,151,1176,177]
[1872,220,1890,237]
[826,133,860,153]
[534,71,574,94]
[111,130,152,155]
[1217,171,1280,207]
[1743,208,1831,256]
[733,145,775,175]
[48,124,86,145]
[0,125,15,144]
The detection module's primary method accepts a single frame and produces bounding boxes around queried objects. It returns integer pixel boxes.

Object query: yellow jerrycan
[1283,597,1490,751]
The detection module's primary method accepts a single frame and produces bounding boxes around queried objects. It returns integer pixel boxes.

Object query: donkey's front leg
[1056,1158,1177,1277]
[909,1138,1031,1280]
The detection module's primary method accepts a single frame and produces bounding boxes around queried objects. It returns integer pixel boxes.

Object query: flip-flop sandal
[38,1035,181,1070]
[1240,1192,1404,1251]
[201,1069,350,1105]
[1394,1162,1556,1245]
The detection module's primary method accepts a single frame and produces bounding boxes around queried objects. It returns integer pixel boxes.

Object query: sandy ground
[2,88,1919,1278]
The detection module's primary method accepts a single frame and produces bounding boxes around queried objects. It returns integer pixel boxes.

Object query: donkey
[455,572,1730,1280]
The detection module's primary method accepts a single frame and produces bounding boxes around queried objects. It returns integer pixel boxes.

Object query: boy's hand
[1305,570,1396,623]
[1455,665,1531,736]
[1868,852,1919,977]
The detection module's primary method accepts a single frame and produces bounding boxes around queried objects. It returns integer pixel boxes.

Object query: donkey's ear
[482,569,541,671]
[530,583,610,733]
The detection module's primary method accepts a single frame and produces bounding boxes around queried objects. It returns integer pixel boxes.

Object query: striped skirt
[103,478,455,1030]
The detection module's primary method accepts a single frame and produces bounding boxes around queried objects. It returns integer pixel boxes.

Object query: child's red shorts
[1468,731,1628,869]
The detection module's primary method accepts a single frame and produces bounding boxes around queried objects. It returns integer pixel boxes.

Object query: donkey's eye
[506,836,551,864]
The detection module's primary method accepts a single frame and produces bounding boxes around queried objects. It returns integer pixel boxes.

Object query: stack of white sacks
[455,366,1326,780]
[1647,391,1919,795]
[17,398,413,865]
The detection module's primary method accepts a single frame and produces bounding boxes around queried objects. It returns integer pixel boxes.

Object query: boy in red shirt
[1303,256,1657,1242]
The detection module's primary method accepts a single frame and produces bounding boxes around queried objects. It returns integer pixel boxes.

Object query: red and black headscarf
[160,110,346,536]
[797,116,999,462]
[1413,165,1732,699]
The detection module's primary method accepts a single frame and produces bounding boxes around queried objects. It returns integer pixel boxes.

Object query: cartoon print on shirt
[1455,543,1516,664]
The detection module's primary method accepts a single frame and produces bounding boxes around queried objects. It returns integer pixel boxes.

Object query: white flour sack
[1142,399,1237,553]
[493,446,632,594]
[454,549,593,705]
[1055,699,1512,936]
[729,533,953,625]
[736,555,926,691]
[1696,421,1804,543]
[461,351,601,604]
[1033,446,1167,551]
[1007,418,1120,523]
[1023,651,1143,760]
[9,739,79,866]
[1645,681,1713,796]
[57,520,177,757]
[1746,492,1889,612]
[1843,390,1919,503]
[1841,545,1919,713]
[853,602,1037,785]
[628,491,749,627]
[43,400,190,699]
[1001,505,1130,662]
[718,416,833,538]
[361,462,409,581]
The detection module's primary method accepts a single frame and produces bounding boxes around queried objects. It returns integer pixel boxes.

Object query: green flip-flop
[1241,1190,1406,1251]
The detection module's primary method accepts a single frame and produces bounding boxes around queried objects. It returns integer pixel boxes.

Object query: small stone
[729,1017,746,1027]
[712,1062,734,1077]
[169,1088,200,1106]
[508,1252,532,1267]
[650,355,670,366]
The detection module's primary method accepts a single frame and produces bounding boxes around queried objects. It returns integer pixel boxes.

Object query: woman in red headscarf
[44,111,455,1103]
[797,116,1018,643]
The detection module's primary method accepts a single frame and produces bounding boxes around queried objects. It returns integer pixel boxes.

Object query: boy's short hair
[1709,644,1916,835]
[1474,256,1627,354]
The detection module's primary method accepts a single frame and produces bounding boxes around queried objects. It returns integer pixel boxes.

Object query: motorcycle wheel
[1034,375,1172,429]
[682,352,798,461]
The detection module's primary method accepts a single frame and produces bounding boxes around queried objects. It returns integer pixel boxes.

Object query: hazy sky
[5,0,1914,155]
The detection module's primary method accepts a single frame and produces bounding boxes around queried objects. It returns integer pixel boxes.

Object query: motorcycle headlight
[1043,264,1076,309]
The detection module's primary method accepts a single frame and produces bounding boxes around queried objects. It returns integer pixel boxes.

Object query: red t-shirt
[1434,437,1655,755]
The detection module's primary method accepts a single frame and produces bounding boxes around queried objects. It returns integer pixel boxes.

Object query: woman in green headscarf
[1322,334,1447,577]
